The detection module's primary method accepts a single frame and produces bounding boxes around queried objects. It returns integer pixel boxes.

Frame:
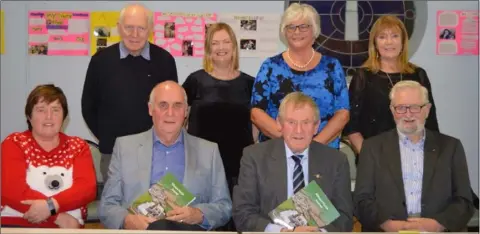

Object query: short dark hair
[25,84,69,130]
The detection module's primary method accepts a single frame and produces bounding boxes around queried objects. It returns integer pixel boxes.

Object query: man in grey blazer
[233,92,354,232]
[354,81,474,232]
[99,81,231,230]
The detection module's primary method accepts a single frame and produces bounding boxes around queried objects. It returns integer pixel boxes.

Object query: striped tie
[292,155,305,194]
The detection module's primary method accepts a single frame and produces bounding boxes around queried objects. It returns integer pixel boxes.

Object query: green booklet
[268,181,340,230]
[129,172,196,219]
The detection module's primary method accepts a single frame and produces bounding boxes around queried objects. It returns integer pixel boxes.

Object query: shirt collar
[153,129,184,147]
[397,128,426,148]
[284,142,309,160]
[119,41,150,60]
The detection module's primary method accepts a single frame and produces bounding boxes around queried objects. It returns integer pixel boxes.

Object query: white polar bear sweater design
[1,132,90,226]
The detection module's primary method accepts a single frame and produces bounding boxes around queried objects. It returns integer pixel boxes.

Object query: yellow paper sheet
[90,11,153,55]
[1,10,5,54]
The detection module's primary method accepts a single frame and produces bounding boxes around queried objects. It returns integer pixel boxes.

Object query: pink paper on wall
[28,11,90,56]
[436,10,479,55]
[153,12,217,57]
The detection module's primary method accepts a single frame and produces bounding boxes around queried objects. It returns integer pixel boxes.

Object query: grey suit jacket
[98,128,232,230]
[232,138,354,232]
[354,129,474,232]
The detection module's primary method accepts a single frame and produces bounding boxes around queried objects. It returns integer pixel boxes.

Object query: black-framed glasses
[285,24,311,33]
[392,104,428,114]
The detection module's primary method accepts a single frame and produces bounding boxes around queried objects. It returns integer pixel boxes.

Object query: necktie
[292,155,305,194]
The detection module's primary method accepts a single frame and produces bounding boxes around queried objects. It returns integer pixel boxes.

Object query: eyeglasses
[122,25,148,35]
[285,24,311,33]
[392,104,427,114]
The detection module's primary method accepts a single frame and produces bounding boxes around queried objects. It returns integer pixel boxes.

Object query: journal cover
[129,172,196,219]
[268,181,340,230]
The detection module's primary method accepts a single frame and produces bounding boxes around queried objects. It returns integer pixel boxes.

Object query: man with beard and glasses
[354,80,474,232]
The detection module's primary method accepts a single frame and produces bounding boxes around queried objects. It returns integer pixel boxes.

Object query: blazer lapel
[384,130,406,201]
[308,143,323,186]
[182,130,197,186]
[421,130,439,199]
[137,129,154,192]
[270,139,288,204]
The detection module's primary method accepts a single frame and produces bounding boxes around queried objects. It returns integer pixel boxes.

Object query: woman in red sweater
[1,84,96,228]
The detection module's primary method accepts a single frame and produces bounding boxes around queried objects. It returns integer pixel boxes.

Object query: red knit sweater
[1,131,96,228]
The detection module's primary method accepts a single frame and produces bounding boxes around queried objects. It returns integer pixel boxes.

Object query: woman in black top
[344,15,439,154]
[182,23,255,194]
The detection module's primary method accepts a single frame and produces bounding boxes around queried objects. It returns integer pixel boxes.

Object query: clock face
[290,1,425,77]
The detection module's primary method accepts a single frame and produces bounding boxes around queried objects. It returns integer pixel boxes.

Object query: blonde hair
[389,80,429,104]
[203,22,239,73]
[278,92,320,122]
[279,3,321,46]
[363,15,416,74]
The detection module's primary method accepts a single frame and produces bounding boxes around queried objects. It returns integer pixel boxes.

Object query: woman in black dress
[344,15,439,154]
[182,22,255,194]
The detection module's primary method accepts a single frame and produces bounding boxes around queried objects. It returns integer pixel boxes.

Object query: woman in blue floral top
[250,3,350,149]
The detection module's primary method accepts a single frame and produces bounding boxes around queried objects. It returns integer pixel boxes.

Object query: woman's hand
[55,212,81,228]
[21,199,50,223]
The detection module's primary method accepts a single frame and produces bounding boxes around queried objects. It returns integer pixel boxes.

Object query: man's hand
[406,217,445,232]
[54,213,80,229]
[21,199,50,223]
[293,226,319,232]
[380,220,408,232]
[123,214,156,230]
[165,206,204,225]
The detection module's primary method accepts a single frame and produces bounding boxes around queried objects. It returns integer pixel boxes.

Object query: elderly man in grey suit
[354,81,474,232]
[233,92,354,232]
[99,81,231,230]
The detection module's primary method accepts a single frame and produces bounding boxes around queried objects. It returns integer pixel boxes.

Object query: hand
[55,212,80,228]
[380,220,408,232]
[293,226,319,232]
[21,199,50,224]
[166,206,204,225]
[123,214,156,230]
[406,217,445,232]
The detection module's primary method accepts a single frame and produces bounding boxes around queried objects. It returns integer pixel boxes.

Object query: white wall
[409,1,479,193]
[0,0,286,140]
[1,1,478,193]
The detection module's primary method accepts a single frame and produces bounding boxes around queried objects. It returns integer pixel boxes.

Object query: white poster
[218,13,281,58]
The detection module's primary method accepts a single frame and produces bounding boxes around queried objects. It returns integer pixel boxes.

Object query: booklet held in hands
[129,172,196,219]
[268,181,340,230]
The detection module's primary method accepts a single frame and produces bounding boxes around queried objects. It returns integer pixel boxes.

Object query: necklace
[385,72,403,87]
[287,48,315,69]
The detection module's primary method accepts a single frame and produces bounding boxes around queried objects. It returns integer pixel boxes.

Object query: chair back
[85,140,104,189]
[339,139,357,180]
[84,139,103,222]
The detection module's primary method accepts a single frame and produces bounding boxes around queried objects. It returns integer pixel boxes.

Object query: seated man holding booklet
[232,92,354,232]
[99,81,232,231]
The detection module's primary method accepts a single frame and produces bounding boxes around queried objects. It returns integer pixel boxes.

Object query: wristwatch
[46,198,56,215]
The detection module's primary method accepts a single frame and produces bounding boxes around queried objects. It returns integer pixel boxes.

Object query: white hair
[279,3,321,46]
[148,84,188,106]
[389,80,429,104]
[119,3,153,27]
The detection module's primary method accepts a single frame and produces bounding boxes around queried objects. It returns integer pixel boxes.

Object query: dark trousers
[1,225,25,228]
[147,219,205,231]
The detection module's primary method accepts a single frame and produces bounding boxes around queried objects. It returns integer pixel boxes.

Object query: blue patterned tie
[292,155,305,194]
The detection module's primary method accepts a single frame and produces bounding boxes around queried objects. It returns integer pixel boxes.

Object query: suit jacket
[232,138,354,232]
[98,128,232,230]
[354,129,474,231]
